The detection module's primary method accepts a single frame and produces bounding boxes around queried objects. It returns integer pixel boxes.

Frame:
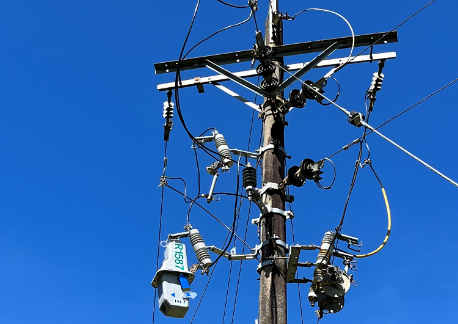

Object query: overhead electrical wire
[286,8,355,68]
[216,0,250,9]
[165,184,252,250]
[278,62,458,187]
[326,77,458,160]
[333,0,437,74]
[355,163,392,258]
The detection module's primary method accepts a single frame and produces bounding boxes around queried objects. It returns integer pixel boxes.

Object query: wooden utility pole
[259,1,287,323]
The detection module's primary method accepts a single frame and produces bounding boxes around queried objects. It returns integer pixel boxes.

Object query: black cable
[189,257,218,324]
[209,159,242,268]
[186,195,205,223]
[213,192,249,199]
[230,202,252,324]
[291,219,304,324]
[216,0,249,9]
[193,148,202,196]
[253,9,259,31]
[165,184,252,249]
[167,177,191,203]
[173,4,253,167]
[152,183,164,324]
[325,77,458,160]
[334,0,436,74]
[319,76,341,106]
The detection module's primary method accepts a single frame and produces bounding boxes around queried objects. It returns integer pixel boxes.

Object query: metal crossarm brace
[276,41,341,93]
[204,59,267,97]
[211,82,261,112]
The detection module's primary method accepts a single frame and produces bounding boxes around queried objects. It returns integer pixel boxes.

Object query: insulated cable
[216,0,250,9]
[325,77,458,160]
[333,0,436,74]
[286,8,355,68]
[278,64,458,188]
[165,184,252,250]
[356,163,391,258]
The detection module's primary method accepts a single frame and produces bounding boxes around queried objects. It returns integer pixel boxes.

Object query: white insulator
[213,132,233,168]
[316,231,336,268]
[163,101,174,119]
[189,229,212,268]
[369,73,384,92]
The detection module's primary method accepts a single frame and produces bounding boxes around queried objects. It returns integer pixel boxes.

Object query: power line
[334,0,436,74]
[216,0,250,9]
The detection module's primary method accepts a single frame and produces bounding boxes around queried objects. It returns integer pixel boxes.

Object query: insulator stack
[369,73,384,92]
[163,101,174,120]
[189,229,212,268]
[214,132,233,168]
[242,163,257,189]
[316,231,336,268]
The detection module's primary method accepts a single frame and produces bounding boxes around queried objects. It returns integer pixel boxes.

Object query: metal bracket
[230,148,260,160]
[259,182,280,195]
[207,245,257,261]
[252,205,294,224]
[255,236,288,253]
[257,144,289,158]
[286,244,321,283]
[257,260,273,273]
[212,82,261,112]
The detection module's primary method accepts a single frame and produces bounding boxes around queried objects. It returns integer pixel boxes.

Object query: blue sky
[0,0,457,323]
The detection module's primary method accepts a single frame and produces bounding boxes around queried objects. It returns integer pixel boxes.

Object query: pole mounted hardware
[163,90,174,141]
[278,158,324,189]
[154,32,398,74]
[367,59,386,111]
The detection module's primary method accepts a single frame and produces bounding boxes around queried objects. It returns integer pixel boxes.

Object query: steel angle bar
[211,82,261,112]
[154,31,398,74]
[205,59,266,97]
[156,52,396,91]
[277,42,341,93]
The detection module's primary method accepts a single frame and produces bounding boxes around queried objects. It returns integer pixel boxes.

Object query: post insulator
[369,72,384,92]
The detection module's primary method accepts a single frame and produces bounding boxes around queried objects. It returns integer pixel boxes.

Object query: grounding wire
[326,77,458,160]
[333,0,436,74]
[216,0,250,9]
[165,184,252,250]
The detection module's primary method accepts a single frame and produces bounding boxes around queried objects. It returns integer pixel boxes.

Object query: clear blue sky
[0,1,457,323]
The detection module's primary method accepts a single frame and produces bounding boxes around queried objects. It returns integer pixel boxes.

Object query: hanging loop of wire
[316,158,337,190]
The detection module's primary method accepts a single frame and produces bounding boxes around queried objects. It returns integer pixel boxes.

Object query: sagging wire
[165,184,252,250]
[174,1,253,167]
[278,63,458,188]
[316,158,336,190]
[216,0,250,9]
[333,0,436,75]
[230,202,252,324]
[326,77,458,161]
[285,8,355,69]
[208,155,243,268]
[355,162,392,258]
[318,76,341,106]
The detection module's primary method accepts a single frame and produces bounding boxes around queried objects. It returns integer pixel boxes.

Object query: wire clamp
[251,205,294,224]
[158,176,168,188]
[257,143,290,158]
[255,235,289,254]
[259,182,280,195]
[256,260,274,273]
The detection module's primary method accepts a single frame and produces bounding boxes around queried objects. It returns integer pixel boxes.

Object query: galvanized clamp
[252,205,294,224]
[256,144,290,158]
